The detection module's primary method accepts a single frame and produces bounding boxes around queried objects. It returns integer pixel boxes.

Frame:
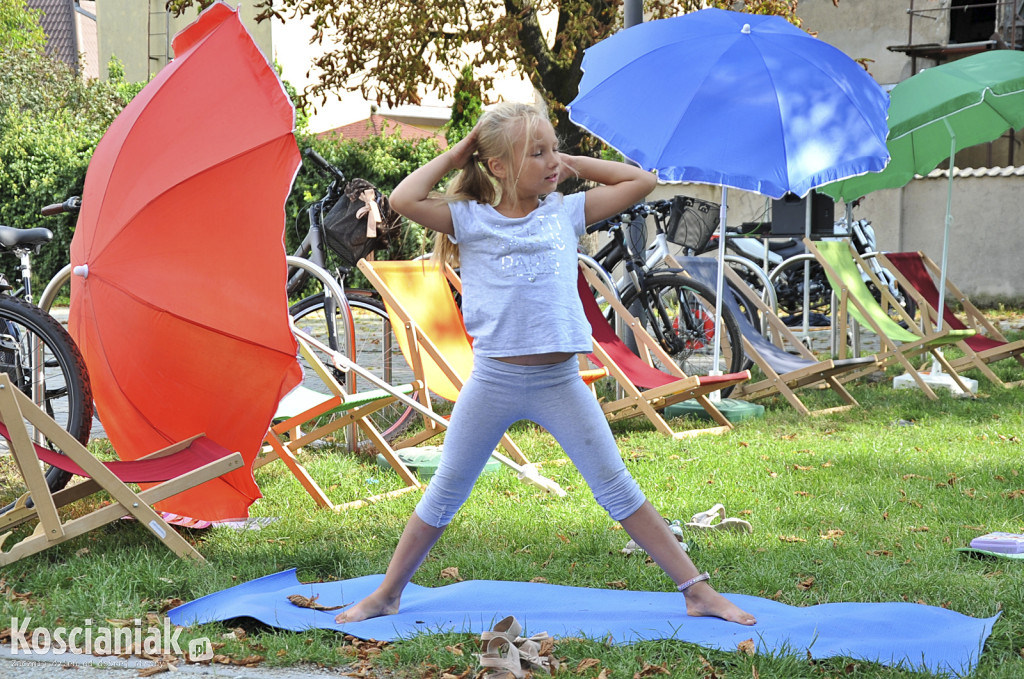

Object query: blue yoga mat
[169,569,998,675]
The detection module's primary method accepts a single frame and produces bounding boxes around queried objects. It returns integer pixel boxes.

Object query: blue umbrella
[568,8,891,373]
[569,8,890,199]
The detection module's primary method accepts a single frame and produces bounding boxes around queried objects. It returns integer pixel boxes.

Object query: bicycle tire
[289,293,416,446]
[771,257,832,323]
[0,295,93,507]
[618,273,744,396]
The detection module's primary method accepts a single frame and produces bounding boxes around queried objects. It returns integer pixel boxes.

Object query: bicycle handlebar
[304,148,346,183]
[40,196,81,216]
[585,198,673,234]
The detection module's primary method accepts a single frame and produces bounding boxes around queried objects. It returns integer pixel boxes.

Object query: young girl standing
[337,102,756,627]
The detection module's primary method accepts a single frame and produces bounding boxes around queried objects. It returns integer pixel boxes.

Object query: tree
[0,0,46,52]
[0,6,143,287]
[168,1,802,154]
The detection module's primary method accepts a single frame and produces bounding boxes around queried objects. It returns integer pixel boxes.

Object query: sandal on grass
[475,637,523,679]
[685,503,752,533]
[516,635,558,675]
[480,615,522,644]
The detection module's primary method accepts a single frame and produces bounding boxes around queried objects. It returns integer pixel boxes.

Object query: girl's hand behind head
[448,128,480,171]
[556,153,580,185]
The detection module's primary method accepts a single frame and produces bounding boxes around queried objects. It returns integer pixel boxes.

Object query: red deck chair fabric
[576,266,749,438]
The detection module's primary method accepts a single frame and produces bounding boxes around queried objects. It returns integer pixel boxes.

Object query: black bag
[321,179,401,267]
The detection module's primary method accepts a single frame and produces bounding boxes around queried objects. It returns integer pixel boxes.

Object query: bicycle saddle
[0,226,53,250]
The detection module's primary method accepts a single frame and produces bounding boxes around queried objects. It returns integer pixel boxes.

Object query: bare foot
[334,590,401,624]
[683,582,757,625]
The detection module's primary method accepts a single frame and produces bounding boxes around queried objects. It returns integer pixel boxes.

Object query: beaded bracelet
[676,572,710,593]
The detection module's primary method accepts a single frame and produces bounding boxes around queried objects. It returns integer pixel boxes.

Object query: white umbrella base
[893,372,978,396]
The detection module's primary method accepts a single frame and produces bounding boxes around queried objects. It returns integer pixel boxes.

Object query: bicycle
[581,198,745,391]
[0,198,93,502]
[285,149,417,445]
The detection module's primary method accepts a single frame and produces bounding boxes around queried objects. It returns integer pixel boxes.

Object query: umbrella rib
[890,86,1024,142]
[93,274,297,359]
[78,294,178,450]
[92,135,295,251]
[83,17,233,238]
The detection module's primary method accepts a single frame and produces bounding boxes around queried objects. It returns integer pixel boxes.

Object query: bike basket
[322,178,402,267]
[665,195,720,253]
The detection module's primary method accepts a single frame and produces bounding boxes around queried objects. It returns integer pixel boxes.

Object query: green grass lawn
[2,341,1023,678]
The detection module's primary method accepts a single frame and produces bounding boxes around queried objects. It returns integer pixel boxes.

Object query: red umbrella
[69,2,302,520]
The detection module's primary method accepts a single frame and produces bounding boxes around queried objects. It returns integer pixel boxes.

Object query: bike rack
[722,254,778,335]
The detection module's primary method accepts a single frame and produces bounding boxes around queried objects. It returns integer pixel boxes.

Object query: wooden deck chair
[256,324,425,512]
[879,251,1024,389]
[577,265,750,437]
[674,257,878,416]
[804,239,977,400]
[357,259,576,493]
[0,373,244,565]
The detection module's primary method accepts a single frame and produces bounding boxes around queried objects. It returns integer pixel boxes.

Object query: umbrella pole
[710,186,728,400]
[803,195,812,337]
[931,124,957,375]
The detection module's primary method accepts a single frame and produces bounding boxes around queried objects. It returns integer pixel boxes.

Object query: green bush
[0,33,139,290]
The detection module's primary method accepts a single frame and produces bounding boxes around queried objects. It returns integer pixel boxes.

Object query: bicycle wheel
[289,293,416,446]
[770,257,832,325]
[0,295,93,504]
[619,273,744,392]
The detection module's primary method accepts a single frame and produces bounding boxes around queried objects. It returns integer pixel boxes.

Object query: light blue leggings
[415,355,647,527]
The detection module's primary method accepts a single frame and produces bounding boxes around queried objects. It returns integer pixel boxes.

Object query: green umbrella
[820,50,1024,332]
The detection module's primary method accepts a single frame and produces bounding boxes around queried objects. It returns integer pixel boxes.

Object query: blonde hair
[433,101,555,267]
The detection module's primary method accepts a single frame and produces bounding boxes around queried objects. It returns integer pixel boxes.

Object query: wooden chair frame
[878,251,1024,389]
[0,373,244,565]
[804,238,976,400]
[673,256,878,416]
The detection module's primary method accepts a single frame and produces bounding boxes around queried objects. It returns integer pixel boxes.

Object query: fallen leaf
[1005,489,1024,499]
[909,526,929,533]
[867,550,893,557]
[635,661,670,677]
[778,535,806,543]
[439,567,463,581]
[797,576,815,591]
[575,658,601,673]
[530,576,548,583]
[159,598,185,613]
[137,661,175,676]
[444,644,463,656]
[820,529,845,540]
[793,464,814,471]
[606,580,628,589]
[794,491,811,497]
[737,638,756,656]
[287,594,346,611]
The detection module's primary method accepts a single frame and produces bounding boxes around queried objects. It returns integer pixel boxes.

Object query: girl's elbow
[633,171,657,199]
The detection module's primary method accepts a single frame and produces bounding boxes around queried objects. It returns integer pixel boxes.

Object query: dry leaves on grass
[737,638,756,656]
[820,529,845,540]
[796,576,815,591]
[574,657,602,674]
[635,661,671,676]
[778,535,806,543]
